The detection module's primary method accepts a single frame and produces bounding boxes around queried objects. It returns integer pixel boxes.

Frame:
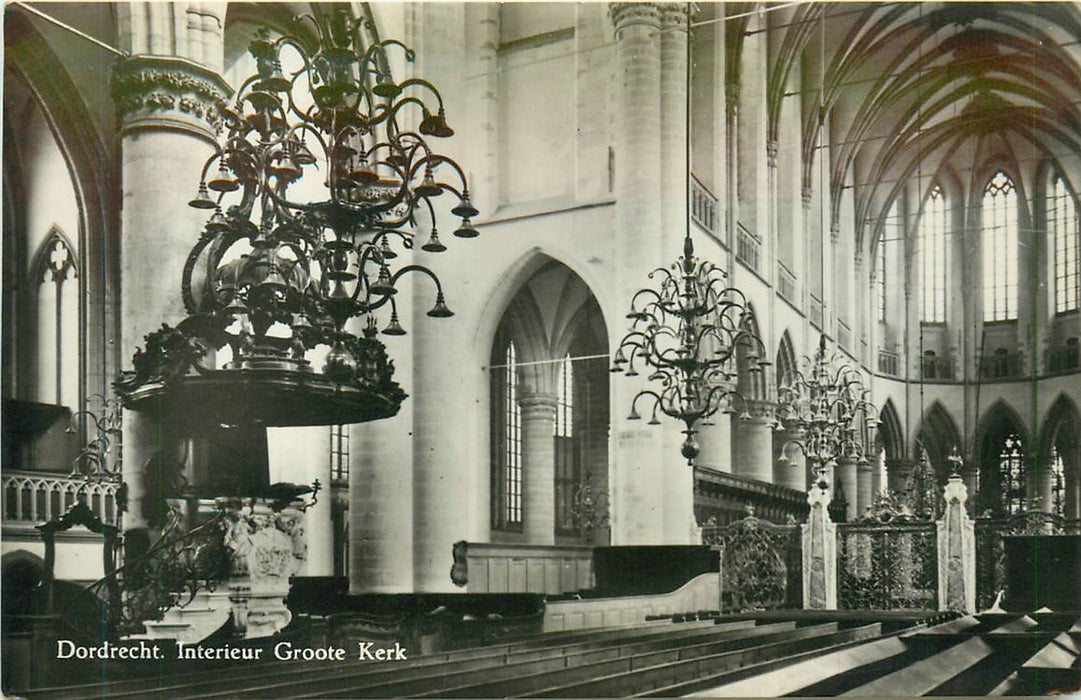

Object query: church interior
[2,1,1080,696]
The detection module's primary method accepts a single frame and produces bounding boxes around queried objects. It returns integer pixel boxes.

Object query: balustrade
[736,222,760,273]
[777,262,797,303]
[2,471,118,525]
[690,174,718,237]
[878,350,900,377]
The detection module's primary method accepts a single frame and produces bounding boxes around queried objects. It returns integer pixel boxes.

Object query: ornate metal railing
[2,470,119,525]
[735,222,760,273]
[1046,344,1079,374]
[777,262,797,304]
[837,519,938,610]
[921,354,954,380]
[80,502,230,639]
[702,510,802,612]
[978,351,1024,379]
[974,512,1081,611]
[877,350,899,377]
[691,174,718,237]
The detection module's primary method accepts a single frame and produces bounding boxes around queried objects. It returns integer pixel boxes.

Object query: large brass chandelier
[776,335,878,485]
[611,236,766,465]
[115,10,477,429]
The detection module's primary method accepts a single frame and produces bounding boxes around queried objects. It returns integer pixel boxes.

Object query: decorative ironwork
[571,480,610,543]
[702,506,802,612]
[611,235,766,465]
[115,8,477,429]
[80,503,230,639]
[837,519,939,610]
[776,334,878,486]
[66,394,124,485]
[974,511,1081,610]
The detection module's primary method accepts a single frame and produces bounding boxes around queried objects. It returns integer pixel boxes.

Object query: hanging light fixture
[611,6,766,466]
[612,237,766,464]
[114,10,477,429]
[775,334,878,487]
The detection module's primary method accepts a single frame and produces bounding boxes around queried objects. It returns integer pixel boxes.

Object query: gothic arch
[1040,393,1080,456]
[775,329,796,390]
[878,399,904,462]
[915,400,962,480]
[735,302,767,400]
[975,399,1032,515]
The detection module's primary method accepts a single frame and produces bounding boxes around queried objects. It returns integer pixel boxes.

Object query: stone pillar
[266,427,332,576]
[856,460,874,519]
[658,3,695,545]
[961,467,980,516]
[1034,461,1055,513]
[836,458,858,521]
[350,413,415,593]
[802,481,836,609]
[697,418,733,473]
[111,45,230,537]
[773,429,806,491]
[886,458,915,495]
[520,393,558,545]
[937,474,976,613]
[733,402,775,483]
[609,2,665,545]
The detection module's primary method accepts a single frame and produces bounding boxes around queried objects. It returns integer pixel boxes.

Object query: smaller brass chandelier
[612,236,767,464]
[776,335,878,486]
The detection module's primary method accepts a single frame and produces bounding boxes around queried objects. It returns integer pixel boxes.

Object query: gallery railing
[702,510,802,612]
[837,519,938,610]
[974,511,1081,611]
[2,470,119,525]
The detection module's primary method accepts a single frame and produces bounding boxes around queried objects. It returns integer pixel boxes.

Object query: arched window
[1051,175,1079,314]
[878,201,899,323]
[982,172,1019,321]
[491,340,522,530]
[33,230,79,407]
[919,186,947,323]
[999,435,1025,515]
[554,355,578,534]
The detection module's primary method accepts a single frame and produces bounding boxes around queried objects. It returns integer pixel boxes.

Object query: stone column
[520,393,558,545]
[697,418,733,473]
[733,401,776,483]
[856,460,874,519]
[609,2,665,544]
[802,481,836,609]
[1033,461,1055,513]
[773,428,806,491]
[111,43,229,537]
[961,467,980,516]
[886,458,915,495]
[937,474,975,613]
[835,458,858,521]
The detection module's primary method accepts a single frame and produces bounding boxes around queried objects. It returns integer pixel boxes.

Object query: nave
[26,610,1079,698]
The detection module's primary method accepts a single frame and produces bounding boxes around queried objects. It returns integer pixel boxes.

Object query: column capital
[766,139,779,169]
[608,2,662,34]
[829,222,841,244]
[801,186,813,209]
[111,55,230,143]
[856,460,873,474]
[518,392,558,419]
[658,2,692,27]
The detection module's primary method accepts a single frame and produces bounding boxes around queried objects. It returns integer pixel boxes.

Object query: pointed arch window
[919,187,947,323]
[554,355,579,533]
[1051,176,1079,314]
[999,434,1025,515]
[34,231,79,407]
[491,339,522,530]
[878,201,899,323]
[982,172,1019,321]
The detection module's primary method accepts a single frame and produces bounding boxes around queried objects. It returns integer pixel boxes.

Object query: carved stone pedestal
[222,501,307,639]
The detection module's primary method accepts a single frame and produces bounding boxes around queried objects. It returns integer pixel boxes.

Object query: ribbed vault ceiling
[760,1,1081,249]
